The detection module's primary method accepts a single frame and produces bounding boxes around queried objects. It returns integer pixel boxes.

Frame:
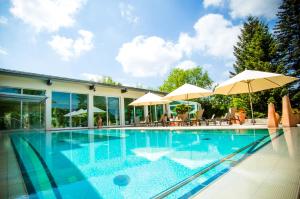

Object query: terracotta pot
[236,111,246,124]
[275,112,280,125]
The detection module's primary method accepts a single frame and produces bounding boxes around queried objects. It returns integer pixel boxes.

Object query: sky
[0,0,282,89]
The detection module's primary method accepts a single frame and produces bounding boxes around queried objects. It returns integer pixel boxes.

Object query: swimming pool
[7,128,282,198]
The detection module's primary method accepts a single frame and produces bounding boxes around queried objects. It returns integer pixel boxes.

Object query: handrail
[151,133,273,199]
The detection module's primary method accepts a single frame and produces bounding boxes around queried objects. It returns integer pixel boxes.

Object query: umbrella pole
[247,82,255,125]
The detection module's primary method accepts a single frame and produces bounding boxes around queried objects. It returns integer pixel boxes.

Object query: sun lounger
[205,114,216,125]
[190,109,205,126]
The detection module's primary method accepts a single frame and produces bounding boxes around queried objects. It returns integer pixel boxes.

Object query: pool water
[9,129,281,198]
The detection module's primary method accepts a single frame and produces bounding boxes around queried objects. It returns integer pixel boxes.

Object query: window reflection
[52,92,70,128]
[23,102,45,129]
[124,98,134,125]
[72,94,88,127]
[135,106,144,121]
[93,96,107,126]
[107,97,120,126]
[0,99,21,129]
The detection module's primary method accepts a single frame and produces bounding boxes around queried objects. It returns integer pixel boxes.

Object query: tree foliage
[231,16,286,116]
[159,67,213,92]
[101,76,122,86]
[274,0,300,106]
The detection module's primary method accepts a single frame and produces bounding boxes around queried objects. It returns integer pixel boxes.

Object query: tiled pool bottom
[0,129,283,199]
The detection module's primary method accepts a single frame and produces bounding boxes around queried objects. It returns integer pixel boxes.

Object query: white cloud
[179,14,241,59]
[10,0,85,32]
[203,0,223,8]
[119,3,139,25]
[116,36,182,77]
[176,60,197,70]
[81,73,104,82]
[229,0,281,19]
[0,47,8,55]
[48,29,93,61]
[0,16,8,25]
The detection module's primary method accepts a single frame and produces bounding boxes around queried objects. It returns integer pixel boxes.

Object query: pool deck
[193,127,300,199]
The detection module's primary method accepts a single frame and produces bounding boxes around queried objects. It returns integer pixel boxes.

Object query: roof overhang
[0,92,47,103]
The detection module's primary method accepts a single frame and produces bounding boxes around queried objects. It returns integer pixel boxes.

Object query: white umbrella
[130,92,170,122]
[129,92,170,106]
[214,69,298,123]
[64,107,105,117]
[163,83,213,119]
[163,83,213,101]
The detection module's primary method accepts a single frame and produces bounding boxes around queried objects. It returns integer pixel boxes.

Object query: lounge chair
[205,114,216,125]
[218,108,241,125]
[190,109,204,126]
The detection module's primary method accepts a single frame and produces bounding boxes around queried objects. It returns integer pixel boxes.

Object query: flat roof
[0,68,166,95]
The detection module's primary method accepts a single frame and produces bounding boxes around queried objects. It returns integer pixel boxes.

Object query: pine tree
[274,0,300,106]
[232,16,279,75]
[231,16,284,116]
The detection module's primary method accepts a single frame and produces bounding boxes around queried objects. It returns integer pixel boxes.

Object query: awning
[0,92,47,103]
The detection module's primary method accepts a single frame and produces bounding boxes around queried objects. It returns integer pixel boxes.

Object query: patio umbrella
[129,92,170,121]
[162,83,213,119]
[214,69,298,123]
[162,83,213,101]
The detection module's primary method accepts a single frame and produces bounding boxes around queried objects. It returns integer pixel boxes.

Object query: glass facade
[156,105,164,121]
[0,99,21,129]
[107,97,120,126]
[124,98,134,125]
[0,86,21,94]
[23,102,45,129]
[23,89,45,96]
[148,105,156,122]
[52,92,70,128]
[71,94,88,127]
[52,92,88,128]
[93,96,107,126]
[0,87,45,130]
[135,106,144,121]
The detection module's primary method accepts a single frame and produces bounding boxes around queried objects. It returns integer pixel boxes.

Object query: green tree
[274,0,300,106]
[102,76,122,86]
[231,16,285,116]
[159,67,212,92]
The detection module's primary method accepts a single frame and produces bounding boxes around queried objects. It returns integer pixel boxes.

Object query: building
[0,68,166,130]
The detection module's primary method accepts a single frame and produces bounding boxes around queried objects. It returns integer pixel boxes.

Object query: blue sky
[0,0,281,89]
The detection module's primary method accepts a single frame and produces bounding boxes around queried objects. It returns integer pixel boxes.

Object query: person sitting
[97,116,103,128]
[169,114,176,126]
[160,113,169,127]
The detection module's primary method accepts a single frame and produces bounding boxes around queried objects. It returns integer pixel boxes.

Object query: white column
[120,96,125,126]
[144,105,148,119]
[88,93,94,128]
[45,89,52,130]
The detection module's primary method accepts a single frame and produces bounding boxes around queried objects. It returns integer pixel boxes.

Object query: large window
[52,92,70,128]
[135,106,144,121]
[0,99,21,129]
[52,92,88,128]
[124,98,134,125]
[156,105,164,121]
[23,89,45,96]
[0,86,21,94]
[148,105,156,122]
[23,102,45,129]
[107,97,120,126]
[93,96,107,126]
[72,94,88,127]
[0,87,45,130]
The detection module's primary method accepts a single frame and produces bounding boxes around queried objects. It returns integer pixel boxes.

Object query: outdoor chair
[190,109,204,126]
[205,114,216,125]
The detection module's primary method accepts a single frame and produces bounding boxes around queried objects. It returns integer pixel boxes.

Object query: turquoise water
[9,129,280,198]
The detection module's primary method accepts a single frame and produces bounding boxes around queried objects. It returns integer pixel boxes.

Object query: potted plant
[175,104,191,120]
[230,97,247,124]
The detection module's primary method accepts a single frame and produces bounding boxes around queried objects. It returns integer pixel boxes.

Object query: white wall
[0,74,160,130]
